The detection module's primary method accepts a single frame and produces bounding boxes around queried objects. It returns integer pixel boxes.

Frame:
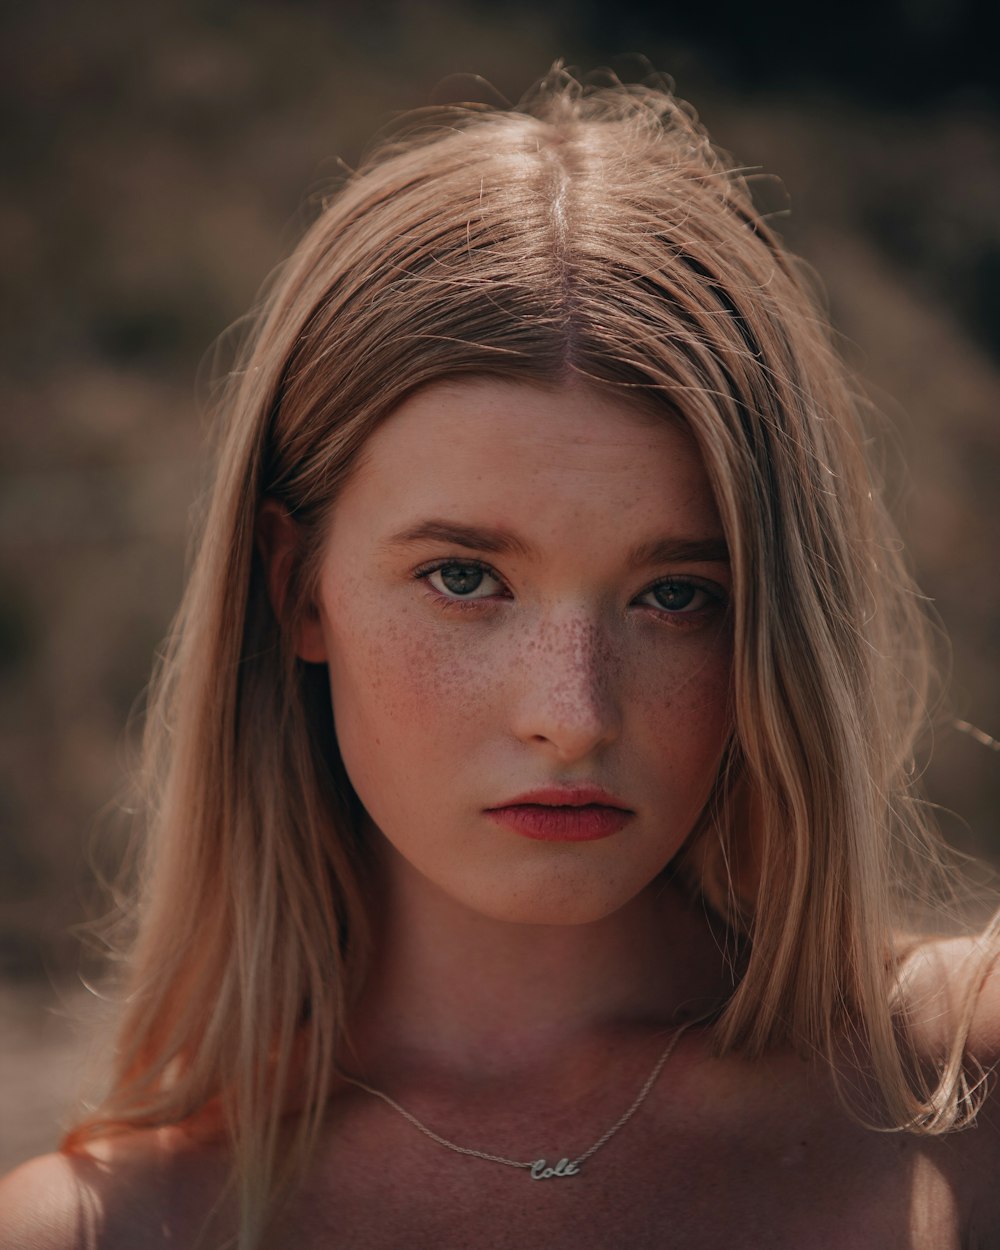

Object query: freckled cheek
[325,606,499,742]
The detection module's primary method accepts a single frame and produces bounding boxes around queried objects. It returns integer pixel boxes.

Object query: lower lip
[485,804,632,842]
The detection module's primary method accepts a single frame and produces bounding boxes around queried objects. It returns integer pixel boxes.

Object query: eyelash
[412,558,728,622]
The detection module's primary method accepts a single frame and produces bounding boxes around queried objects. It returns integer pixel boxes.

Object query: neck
[344,837,735,1084]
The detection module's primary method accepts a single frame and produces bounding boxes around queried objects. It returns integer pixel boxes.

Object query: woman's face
[302,377,733,926]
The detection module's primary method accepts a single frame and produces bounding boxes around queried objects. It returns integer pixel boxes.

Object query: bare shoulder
[0,1129,232,1250]
[897,926,1000,1248]
[0,1152,93,1250]
[896,928,1000,1062]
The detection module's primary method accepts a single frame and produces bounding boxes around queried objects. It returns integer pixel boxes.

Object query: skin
[2,378,1000,1249]
[308,376,733,929]
[303,377,738,1081]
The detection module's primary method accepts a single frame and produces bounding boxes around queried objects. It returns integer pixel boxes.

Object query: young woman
[2,67,999,1249]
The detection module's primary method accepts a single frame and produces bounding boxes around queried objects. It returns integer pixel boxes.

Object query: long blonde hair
[66,66,994,1246]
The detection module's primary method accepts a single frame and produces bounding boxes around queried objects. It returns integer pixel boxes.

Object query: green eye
[418,560,504,601]
[437,563,487,596]
[641,578,722,615]
[651,582,698,611]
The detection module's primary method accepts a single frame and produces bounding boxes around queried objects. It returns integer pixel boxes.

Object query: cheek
[324,599,494,770]
[628,629,733,775]
[630,613,732,703]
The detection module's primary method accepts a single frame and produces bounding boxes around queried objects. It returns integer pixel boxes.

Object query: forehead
[337,376,721,540]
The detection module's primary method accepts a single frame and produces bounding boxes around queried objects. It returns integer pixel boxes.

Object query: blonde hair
[66,66,994,1246]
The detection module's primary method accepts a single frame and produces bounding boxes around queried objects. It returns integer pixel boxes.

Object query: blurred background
[1,0,998,1172]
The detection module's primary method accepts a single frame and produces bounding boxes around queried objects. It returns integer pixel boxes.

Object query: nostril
[513,622,622,759]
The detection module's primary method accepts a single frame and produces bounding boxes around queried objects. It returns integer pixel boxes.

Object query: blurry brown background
[2,0,998,1172]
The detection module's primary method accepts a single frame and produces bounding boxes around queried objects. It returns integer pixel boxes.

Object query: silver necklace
[335,1020,693,1181]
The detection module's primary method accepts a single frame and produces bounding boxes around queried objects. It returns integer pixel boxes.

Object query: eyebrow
[382,520,729,567]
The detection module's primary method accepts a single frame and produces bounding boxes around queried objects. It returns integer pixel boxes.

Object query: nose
[510,613,622,762]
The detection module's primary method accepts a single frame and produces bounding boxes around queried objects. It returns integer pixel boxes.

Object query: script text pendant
[530,1157,581,1180]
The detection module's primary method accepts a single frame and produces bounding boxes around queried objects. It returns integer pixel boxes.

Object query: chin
[456,874,646,928]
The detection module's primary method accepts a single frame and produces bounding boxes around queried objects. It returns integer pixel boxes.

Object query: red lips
[493,785,629,809]
[485,785,633,842]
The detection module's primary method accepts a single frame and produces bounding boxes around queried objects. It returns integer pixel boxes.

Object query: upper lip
[488,785,632,810]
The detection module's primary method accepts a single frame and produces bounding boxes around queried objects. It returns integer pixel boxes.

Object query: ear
[255,497,328,663]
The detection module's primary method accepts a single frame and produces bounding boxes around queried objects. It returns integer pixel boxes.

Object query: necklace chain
[334,1020,693,1178]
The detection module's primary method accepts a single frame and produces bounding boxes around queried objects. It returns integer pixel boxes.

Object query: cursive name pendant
[334,1020,696,1180]
[530,1157,581,1180]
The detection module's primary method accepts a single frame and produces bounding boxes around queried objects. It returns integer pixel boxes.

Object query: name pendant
[529,1157,581,1180]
